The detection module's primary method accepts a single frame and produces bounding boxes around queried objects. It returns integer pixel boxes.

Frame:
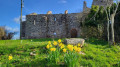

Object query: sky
[0,0,93,39]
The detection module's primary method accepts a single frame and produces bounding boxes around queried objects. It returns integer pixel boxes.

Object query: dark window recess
[22,33,25,37]
[54,18,56,21]
[47,18,49,22]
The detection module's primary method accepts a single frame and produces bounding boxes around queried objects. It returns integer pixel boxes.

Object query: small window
[34,20,36,25]
[54,18,56,21]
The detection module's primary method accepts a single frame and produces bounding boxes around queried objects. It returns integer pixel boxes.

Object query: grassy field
[0,38,120,67]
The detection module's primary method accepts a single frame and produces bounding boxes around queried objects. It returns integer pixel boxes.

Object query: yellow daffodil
[60,45,64,49]
[58,39,62,43]
[8,56,13,60]
[74,46,77,50]
[76,47,81,52]
[49,44,52,47]
[63,48,67,53]
[53,41,57,46]
[46,45,50,49]
[50,48,56,51]
[67,44,72,49]
[67,44,73,51]
[50,48,53,51]
[59,43,63,47]
[69,47,73,51]
[48,41,51,44]
[78,43,81,47]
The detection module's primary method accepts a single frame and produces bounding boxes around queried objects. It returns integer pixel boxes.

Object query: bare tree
[105,0,120,45]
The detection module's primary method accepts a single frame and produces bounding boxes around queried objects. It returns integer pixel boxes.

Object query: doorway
[70,28,77,38]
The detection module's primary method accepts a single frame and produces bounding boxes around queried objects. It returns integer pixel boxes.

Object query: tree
[105,0,120,45]
[0,27,5,40]
[85,5,100,27]
[0,26,17,40]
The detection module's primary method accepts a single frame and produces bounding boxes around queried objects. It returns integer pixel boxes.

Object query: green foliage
[64,52,80,67]
[83,3,120,42]
[110,3,117,14]
[48,49,60,64]
[85,6,106,27]
[91,5,99,14]
[85,3,120,27]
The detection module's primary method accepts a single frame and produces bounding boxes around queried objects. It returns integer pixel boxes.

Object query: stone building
[92,0,113,7]
[20,0,113,39]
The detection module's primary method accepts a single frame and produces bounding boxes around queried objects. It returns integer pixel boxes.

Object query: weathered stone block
[47,11,52,14]
[64,38,85,47]
[65,10,68,14]
[29,13,37,15]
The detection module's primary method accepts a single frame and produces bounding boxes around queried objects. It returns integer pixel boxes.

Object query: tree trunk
[111,14,115,45]
[107,20,110,43]
[105,9,110,44]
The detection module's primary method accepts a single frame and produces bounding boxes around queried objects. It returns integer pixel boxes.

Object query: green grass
[0,38,120,67]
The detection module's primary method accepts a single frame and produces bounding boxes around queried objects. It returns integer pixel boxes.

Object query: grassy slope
[0,38,120,67]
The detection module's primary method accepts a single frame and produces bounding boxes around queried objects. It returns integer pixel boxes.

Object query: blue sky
[0,0,93,39]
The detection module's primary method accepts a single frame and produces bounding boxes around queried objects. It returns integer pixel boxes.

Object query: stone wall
[22,13,83,39]
[92,0,113,7]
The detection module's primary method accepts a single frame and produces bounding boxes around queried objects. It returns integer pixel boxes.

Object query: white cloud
[12,35,20,40]
[59,0,67,3]
[5,26,19,32]
[13,16,26,24]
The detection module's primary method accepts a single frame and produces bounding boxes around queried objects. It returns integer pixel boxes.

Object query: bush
[80,26,104,39]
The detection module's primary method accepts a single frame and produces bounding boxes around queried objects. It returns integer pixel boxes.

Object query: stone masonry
[20,0,113,39]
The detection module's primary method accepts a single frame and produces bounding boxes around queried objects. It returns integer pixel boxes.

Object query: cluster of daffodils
[67,44,81,52]
[46,39,81,53]
[46,41,52,49]
[46,41,57,51]
[50,48,56,51]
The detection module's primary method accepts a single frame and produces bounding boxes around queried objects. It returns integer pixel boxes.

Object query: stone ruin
[20,0,113,39]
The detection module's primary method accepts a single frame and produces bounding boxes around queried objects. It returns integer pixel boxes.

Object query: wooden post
[20,0,23,39]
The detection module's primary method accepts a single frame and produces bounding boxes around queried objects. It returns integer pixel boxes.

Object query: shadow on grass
[85,38,108,46]
[17,58,66,67]
[26,38,60,42]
